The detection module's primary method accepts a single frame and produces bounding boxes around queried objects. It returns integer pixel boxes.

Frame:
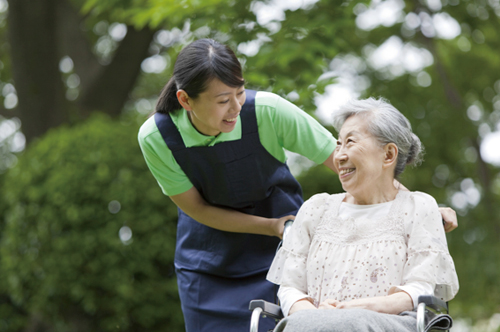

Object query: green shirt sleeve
[255,91,336,164]
[137,116,194,196]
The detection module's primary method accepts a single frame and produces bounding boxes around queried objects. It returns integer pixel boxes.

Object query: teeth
[340,168,355,175]
[224,118,237,122]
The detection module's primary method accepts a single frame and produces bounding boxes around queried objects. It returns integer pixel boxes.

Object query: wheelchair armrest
[417,295,452,332]
[417,295,448,313]
[249,299,284,320]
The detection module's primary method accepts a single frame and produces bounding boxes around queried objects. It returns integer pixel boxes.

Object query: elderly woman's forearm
[289,298,317,315]
[370,292,413,314]
[338,292,413,314]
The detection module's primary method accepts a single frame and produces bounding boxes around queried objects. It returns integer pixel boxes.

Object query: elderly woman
[266,98,459,332]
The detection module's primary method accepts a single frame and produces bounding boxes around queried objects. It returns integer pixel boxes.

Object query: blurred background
[0,0,499,331]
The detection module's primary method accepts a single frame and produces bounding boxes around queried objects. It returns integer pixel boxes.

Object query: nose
[231,95,243,113]
[333,147,348,164]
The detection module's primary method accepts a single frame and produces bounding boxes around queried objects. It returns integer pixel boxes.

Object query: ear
[383,143,398,169]
[176,90,193,111]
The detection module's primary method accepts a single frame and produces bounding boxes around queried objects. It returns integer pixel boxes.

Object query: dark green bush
[0,114,183,331]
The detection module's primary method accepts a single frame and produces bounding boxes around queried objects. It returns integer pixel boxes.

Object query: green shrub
[0,114,183,331]
[0,170,28,332]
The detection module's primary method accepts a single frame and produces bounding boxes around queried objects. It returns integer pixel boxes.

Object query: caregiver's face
[187,78,246,136]
[333,115,386,196]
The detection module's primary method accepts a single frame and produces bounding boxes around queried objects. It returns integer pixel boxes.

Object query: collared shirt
[138,91,336,196]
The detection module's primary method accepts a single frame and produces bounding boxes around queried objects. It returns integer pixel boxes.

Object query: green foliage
[242,0,360,108]
[82,0,359,112]
[0,114,183,331]
[81,0,233,29]
[1,0,498,327]
[0,171,27,332]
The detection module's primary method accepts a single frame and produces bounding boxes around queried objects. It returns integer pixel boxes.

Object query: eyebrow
[214,86,245,98]
[215,92,232,97]
[339,130,360,139]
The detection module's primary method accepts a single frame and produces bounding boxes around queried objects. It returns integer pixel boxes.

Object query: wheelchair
[249,221,453,332]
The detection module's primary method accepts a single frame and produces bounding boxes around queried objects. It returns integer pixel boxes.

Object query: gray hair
[332,97,424,177]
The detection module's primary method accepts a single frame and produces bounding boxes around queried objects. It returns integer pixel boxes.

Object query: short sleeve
[137,117,193,196]
[255,92,336,164]
[267,193,330,289]
[400,192,459,301]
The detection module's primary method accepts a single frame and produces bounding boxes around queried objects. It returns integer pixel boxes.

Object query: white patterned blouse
[267,191,459,317]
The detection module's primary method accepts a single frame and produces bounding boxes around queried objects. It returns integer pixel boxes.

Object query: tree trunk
[6,0,157,143]
[7,0,68,144]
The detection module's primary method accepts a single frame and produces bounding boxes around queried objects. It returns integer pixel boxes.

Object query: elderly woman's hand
[318,299,341,309]
[439,207,458,232]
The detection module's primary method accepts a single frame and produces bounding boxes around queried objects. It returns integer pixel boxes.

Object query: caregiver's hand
[439,207,458,233]
[273,215,296,239]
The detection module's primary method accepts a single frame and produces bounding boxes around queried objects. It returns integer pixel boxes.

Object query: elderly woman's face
[334,115,387,196]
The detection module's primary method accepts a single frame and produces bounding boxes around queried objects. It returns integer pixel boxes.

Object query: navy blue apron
[155,90,303,331]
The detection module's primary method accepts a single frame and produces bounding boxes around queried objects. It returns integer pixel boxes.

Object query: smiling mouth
[224,117,237,123]
[339,168,355,176]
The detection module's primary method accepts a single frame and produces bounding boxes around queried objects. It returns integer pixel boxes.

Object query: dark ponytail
[154,39,245,115]
[156,77,181,114]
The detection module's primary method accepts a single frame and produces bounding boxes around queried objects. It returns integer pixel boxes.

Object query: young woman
[138,39,457,332]
[138,39,337,332]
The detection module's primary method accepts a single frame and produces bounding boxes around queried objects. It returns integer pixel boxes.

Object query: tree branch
[421,36,462,109]
[78,26,157,116]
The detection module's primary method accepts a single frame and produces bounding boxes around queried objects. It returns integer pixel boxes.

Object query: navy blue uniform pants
[176,268,277,332]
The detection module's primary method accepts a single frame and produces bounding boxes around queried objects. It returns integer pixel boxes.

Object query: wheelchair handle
[283,219,294,241]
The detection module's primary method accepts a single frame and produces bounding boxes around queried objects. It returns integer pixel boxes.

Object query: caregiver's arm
[322,151,337,173]
[170,186,294,238]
